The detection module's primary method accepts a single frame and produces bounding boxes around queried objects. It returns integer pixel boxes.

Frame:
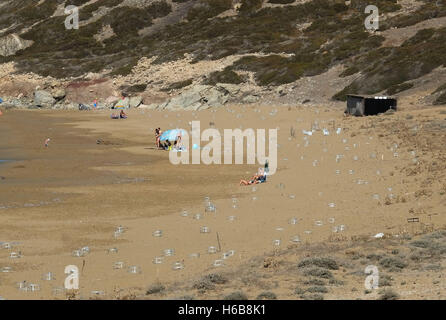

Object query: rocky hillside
[0,0,446,109]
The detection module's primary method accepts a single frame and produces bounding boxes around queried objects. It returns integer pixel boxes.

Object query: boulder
[216,83,241,96]
[52,88,66,100]
[34,90,55,108]
[129,96,143,108]
[159,85,229,111]
[201,86,229,107]
[242,94,260,104]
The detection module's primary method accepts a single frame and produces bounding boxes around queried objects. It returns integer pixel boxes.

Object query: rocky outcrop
[52,88,66,100]
[0,34,33,57]
[0,97,33,110]
[34,90,55,108]
[242,94,260,104]
[138,103,159,110]
[157,85,230,111]
[129,96,143,108]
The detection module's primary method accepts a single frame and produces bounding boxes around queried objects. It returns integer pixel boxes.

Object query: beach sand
[0,105,445,299]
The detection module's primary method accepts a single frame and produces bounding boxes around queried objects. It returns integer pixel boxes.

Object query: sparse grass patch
[409,249,430,262]
[306,286,328,293]
[256,291,277,300]
[193,273,228,292]
[301,293,324,300]
[223,291,248,300]
[302,267,334,279]
[424,264,442,271]
[146,283,166,295]
[410,239,432,249]
[303,278,326,286]
[294,287,306,295]
[425,230,446,239]
[379,274,393,287]
[328,279,345,286]
[379,257,408,272]
[387,82,414,95]
[366,253,383,261]
[298,257,339,270]
[378,288,399,300]
[203,273,228,285]
[175,295,196,300]
[193,279,216,292]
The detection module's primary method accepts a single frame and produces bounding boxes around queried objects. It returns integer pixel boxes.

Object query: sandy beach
[0,104,445,299]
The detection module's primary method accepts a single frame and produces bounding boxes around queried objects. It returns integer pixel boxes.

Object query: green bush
[205,68,245,85]
[187,0,233,20]
[382,1,446,30]
[239,0,263,15]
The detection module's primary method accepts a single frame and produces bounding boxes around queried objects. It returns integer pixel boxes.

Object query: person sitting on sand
[120,110,127,119]
[240,168,266,186]
[155,128,163,149]
[175,131,183,149]
[111,113,119,119]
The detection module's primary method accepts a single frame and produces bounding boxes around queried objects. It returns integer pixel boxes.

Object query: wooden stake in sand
[216,232,221,252]
[81,260,85,275]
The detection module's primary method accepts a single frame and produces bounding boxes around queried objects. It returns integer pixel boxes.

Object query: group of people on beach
[154,127,267,185]
[154,128,183,151]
